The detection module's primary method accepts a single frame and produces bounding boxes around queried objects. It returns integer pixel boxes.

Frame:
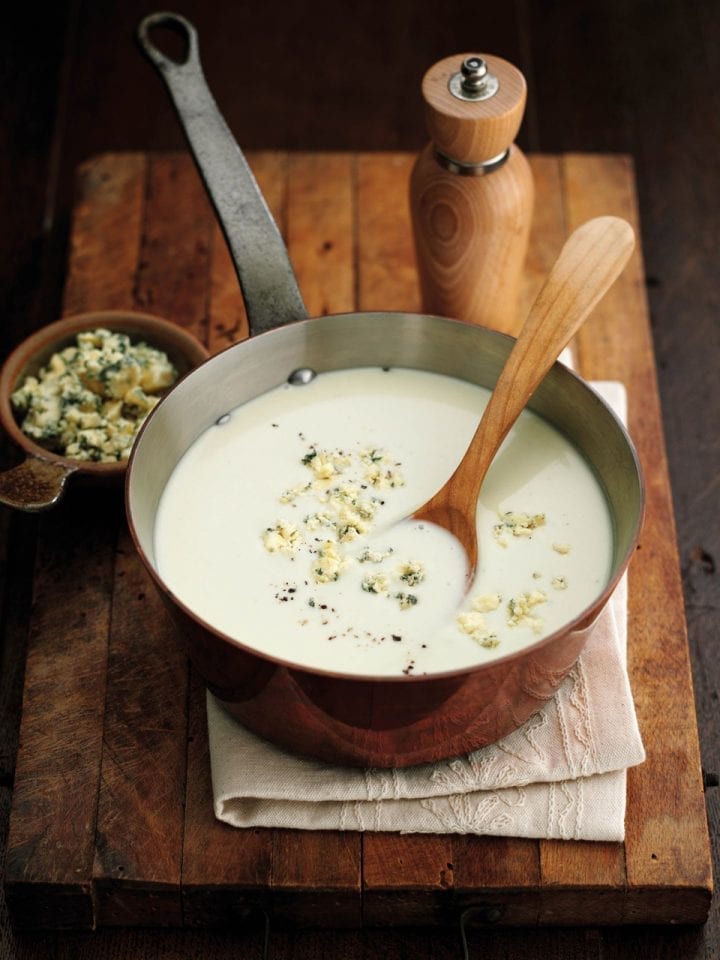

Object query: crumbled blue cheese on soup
[507,591,547,632]
[492,510,546,547]
[263,521,303,555]
[311,539,349,583]
[261,436,577,654]
[456,610,500,648]
[457,511,574,644]
[395,591,418,610]
[361,571,390,594]
[358,448,405,489]
[471,592,501,613]
[11,328,176,462]
[397,559,425,587]
[262,443,425,609]
[358,546,394,564]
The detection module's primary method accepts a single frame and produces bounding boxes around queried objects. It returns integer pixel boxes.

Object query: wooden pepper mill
[410,53,534,334]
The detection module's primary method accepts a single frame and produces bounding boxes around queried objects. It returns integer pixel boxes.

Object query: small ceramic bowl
[0,310,209,511]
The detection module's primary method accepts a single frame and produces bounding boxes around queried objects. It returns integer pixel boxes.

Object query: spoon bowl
[412,215,636,580]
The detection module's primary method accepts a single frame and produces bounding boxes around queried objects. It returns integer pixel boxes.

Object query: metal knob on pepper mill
[409,53,534,334]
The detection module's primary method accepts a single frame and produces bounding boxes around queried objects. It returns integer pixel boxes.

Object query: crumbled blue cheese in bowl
[10,328,177,463]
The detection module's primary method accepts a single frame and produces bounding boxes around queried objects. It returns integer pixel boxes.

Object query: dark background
[1,0,718,957]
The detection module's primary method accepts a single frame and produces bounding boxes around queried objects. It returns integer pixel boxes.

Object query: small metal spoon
[412,215,636,581]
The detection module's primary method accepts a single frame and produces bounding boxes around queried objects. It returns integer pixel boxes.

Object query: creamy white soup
[154,367,613,677]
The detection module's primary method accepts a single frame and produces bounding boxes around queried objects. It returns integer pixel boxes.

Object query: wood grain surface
[1,2,718,958]
[2,149,711,934]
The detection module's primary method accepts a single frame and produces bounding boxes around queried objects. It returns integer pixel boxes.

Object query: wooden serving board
[4,151,712,929]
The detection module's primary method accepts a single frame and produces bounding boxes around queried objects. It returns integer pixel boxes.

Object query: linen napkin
[207,381,645,841]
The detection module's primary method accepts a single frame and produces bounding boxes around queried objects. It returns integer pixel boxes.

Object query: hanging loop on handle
[136,10,200,73]
[137,12,309,336]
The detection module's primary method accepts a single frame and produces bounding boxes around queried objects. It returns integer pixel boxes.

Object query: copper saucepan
[128,13,644,767]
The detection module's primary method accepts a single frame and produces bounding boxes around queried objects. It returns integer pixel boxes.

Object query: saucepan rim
[125,308,645,685]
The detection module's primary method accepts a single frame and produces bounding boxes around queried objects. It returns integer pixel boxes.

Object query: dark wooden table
[2,2,718,958]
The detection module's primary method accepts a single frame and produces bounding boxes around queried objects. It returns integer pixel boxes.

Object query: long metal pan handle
[137,12,309,336]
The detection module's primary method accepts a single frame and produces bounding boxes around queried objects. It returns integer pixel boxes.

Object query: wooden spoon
[412,215,635,581]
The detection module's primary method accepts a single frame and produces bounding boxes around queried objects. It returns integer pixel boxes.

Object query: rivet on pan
[215,413,231,426]
[288,367,317,385]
